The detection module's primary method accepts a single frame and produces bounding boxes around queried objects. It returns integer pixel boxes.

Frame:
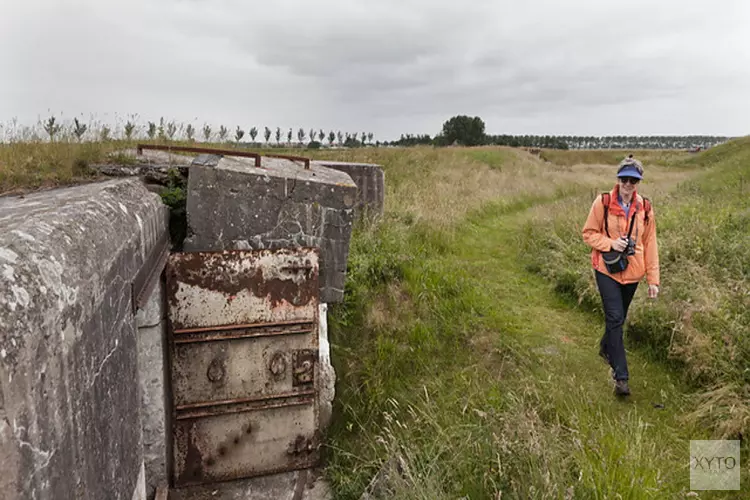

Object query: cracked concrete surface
[0,179,169,500]
[183,156,357,303]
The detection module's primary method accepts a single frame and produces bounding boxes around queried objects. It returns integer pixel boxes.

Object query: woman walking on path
[582,156,661,396]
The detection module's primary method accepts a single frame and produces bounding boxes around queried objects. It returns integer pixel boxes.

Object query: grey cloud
[1,0,749,138]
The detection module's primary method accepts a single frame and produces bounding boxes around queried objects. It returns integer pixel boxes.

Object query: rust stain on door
[166,248,321,487]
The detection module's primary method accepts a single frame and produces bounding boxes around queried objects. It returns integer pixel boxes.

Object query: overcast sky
[1,0,749,140]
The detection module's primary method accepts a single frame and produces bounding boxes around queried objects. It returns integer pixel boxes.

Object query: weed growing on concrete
[159,168,188,249]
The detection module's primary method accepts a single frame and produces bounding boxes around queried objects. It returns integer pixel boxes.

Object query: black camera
[624,237,636,256]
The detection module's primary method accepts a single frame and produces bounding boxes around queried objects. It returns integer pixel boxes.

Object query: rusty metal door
[165,248,321,487]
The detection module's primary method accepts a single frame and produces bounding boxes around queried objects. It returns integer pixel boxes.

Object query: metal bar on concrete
[173,319,314,335]
[135,144,312,169]
[136,144,262,167]
[175,390,316,412]
[174,326,315,345]
[176,399,316,421]
[263,153,311,169]
[132,230,171,313]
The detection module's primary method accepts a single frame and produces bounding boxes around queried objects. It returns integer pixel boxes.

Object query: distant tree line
[18,114,376,149]
[382,116,732,150]
[384,133,730,150]
[556,135,730,150]
[7,114,733,151]
[389,134,434,147]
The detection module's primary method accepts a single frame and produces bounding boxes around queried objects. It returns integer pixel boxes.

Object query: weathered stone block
[183,157,357,303]
[0,179,168,500]
[312,161,385,218]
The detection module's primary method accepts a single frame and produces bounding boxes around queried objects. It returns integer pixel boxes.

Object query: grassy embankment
[321,144,750,498]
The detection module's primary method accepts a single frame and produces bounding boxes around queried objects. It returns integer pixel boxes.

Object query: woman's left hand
[648,284,659,299]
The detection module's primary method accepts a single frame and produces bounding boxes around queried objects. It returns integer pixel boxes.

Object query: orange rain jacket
[582,184,660,286]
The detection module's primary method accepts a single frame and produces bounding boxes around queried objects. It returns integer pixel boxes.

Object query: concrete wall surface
[183,157,358,303]
[311,161,384,218]
[0,179,169,500]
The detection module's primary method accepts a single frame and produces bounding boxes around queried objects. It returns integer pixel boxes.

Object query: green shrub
[159,168,188,249]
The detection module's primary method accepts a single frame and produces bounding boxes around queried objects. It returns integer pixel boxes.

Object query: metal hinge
[131,231,171,314]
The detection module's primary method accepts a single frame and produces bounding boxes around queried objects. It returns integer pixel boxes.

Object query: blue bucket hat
[617,157,644,179]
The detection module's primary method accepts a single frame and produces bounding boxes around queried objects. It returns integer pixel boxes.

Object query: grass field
[2,136,748,498]
[320,141,749,498]
[538,148,693,167]
[0,139,691,197]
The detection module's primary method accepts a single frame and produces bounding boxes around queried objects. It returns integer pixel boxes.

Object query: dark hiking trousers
[595,270,638,381]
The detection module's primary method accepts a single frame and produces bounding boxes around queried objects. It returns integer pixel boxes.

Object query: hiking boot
[614,380,631,396]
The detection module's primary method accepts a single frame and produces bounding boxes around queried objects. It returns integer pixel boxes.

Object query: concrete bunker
[0,146,384,500]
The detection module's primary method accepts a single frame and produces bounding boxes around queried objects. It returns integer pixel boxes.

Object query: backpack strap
[601,193,611,237]
[642,197,652,224]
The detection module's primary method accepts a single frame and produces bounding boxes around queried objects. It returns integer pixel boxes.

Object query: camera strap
[626,207,637,240]
[601,193,638,240]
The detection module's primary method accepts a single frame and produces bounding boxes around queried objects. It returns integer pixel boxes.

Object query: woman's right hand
[611,237,628,252]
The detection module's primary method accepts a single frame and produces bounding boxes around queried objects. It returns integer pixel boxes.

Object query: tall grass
[308,147,618,231]
[326,218,581,499]
[323,147,709,498]
[0,141,114,194]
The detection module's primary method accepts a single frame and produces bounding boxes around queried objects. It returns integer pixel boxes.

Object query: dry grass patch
[318,147,618,229]
[0,141,115,194]
[364,282,412,331]
[540,148,692,167]
[684,384,750,439]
